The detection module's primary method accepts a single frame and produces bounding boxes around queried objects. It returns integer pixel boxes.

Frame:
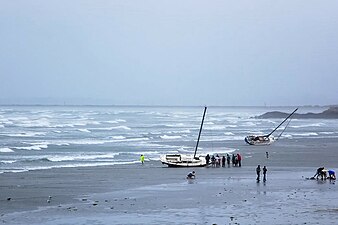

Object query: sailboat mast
[194,106,207,159]
[267,108,298,137]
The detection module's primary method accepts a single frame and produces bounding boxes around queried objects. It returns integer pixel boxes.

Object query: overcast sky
[0,0,337,106]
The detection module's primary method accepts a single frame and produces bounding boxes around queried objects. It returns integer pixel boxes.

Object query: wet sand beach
[1,138,338,225]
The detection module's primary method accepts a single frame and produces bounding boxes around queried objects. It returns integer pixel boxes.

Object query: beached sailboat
[244,108,298,145]
[160,107,207,167]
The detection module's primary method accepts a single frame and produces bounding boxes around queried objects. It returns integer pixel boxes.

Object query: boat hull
[244,135,275,146]
[160,154,207,167]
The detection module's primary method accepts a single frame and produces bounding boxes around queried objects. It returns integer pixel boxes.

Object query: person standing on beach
[263,166,267,182]
[237,153,242,167]
[266,152,269,159]
[140,154,145,164]
[226,154,231,167]
[205,154,210,166]
[232,154,236,166]
[211,155,216,167]
[256,165,261,181]
[222,156,226,167]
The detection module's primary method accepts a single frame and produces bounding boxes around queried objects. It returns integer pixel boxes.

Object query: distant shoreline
[257,106,338,119]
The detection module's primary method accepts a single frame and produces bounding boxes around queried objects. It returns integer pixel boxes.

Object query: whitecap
[281,134,292,138]
[292,132,318,137]
[160,135,182,139]
[0,160,16,164]
[14,144,48,151]
[224,132,235,136]
[78,129,91,133]
[320,132,335,135]
[204,125,226,131]
[224,125,238,128]
[66,140,107,145]
[177,146,191,153]
[168,129,191,134]
[165,123,186,127]
[0,131,46,137]
[291,123,326,128]
[110,136,126,140]
[90,126,131,131]
[0,148,14,153]
[240,122,257,127]
[106,119,127,124]
[14,118,51,128]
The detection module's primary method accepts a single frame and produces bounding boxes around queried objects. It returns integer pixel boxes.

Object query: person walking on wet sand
[256,165,261,181]
[140,154,145,164]
[263,166,267,182]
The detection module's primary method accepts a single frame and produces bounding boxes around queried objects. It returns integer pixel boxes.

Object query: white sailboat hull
[244,135,275,146]
[160,154,207,167]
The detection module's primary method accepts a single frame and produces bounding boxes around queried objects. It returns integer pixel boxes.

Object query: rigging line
[266,108,298,137]
[276,117,293,140]
[202,110,213,154]
[209,114,214,153]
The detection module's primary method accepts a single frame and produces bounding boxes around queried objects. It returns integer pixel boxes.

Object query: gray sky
[1,0,337,106]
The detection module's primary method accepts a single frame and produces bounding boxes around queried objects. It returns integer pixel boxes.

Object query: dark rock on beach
[256,106,338,119]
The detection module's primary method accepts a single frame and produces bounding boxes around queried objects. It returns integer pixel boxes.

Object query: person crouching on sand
[187,171,195,179]
[328,170,336,180]
[313,167,326,180]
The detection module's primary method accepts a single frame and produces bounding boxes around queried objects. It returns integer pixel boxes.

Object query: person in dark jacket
[205,154,210,166]
[256,165,261,182]
[263,166,267,182]
[187,171,196,179]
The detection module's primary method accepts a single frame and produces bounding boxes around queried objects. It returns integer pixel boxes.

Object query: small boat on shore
[160,107,207,167]
[245,108,298,146]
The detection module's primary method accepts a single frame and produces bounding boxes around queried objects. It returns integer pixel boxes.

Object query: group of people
[256,165,268,182]
[205,153,242,167]
[313,167,336,180]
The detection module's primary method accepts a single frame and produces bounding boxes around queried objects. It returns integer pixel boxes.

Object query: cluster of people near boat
[205,153,242,167]
[312,167,336,180]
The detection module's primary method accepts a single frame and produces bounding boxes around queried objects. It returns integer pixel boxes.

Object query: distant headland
[256,106,338,119]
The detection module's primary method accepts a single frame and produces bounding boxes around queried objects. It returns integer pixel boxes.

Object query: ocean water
[0,106,337,173]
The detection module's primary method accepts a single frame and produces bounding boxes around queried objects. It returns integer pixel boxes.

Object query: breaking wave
[0,147,14,153]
